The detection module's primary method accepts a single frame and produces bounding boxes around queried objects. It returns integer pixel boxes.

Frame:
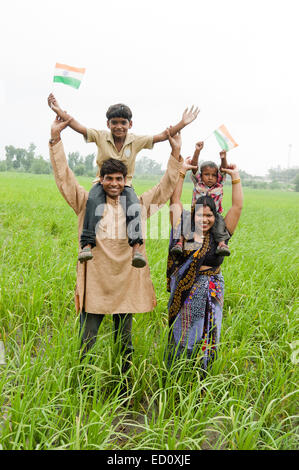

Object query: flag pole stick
[203,132,213,142]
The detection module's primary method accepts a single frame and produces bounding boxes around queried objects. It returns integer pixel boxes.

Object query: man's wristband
[232,178,241,185]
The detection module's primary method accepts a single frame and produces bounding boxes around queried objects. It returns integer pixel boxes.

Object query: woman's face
[194,205,216,235]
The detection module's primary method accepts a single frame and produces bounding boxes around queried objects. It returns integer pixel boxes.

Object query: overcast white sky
[0,0,298,175]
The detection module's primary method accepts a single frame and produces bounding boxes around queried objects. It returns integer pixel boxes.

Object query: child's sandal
[132,252,147,268]
[215,245,230,256]
[170,243,183,255]
[78,247,93,263]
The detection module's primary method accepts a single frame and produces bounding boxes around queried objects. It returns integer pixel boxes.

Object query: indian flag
[53,63,86,89]
[214,124,238,151]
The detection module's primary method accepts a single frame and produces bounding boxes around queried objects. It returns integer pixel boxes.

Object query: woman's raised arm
[222,164,243,234]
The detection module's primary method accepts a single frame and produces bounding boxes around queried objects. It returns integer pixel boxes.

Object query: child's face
[107,117,132,139]
[201,166,218,187]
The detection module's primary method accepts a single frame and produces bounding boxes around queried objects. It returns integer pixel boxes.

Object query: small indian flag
[53,63,86,89]
[214,124,238,151]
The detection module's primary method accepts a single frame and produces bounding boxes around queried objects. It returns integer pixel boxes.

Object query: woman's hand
[220,163,240,180]
[182,157,198,174]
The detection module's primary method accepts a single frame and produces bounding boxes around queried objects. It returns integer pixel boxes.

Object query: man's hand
[166,127,182,157]
[51,114,73,142]
[182,106,200,126]
[220,150,227,159]
[195,141,204,152]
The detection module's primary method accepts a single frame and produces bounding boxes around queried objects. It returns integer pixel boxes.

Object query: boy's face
[201,166,218,187]
[107,117,132,139]
[100,172,127,199]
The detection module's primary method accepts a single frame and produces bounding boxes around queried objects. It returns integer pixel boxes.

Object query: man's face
[107,117,132,139]
[100,172,126,199]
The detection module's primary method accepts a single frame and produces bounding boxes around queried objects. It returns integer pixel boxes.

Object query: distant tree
[68,152,82,171]
[0,161,7,171]
[5,143,37,172]
[5,145,16,170]
[84,153,95,174]
[74,164,85,176]
[22,143,36,172]
[135,156,163,176]
[294,174,299,192]
[31,157,51,174]
[268,166,299,183]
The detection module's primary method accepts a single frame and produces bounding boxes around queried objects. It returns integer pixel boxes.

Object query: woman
[166,140,243,369]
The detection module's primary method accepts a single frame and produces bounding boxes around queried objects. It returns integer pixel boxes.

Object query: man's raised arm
[49,115,88,215]
[48,93,87,138]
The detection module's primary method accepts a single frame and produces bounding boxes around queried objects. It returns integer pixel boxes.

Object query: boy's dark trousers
[80,183,143,249]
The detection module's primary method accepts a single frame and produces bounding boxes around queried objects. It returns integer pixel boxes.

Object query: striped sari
[166,216,225,369]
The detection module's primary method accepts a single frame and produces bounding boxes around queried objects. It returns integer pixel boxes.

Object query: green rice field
[0,172,298,450]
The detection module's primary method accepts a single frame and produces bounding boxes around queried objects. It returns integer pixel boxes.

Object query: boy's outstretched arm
[152,106,199,144]
[47,93,87,138]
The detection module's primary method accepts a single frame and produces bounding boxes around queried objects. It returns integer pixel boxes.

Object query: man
[49,114,194,371]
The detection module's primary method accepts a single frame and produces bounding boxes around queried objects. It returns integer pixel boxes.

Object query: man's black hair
[106,103,133,121]
[100,158,128,178]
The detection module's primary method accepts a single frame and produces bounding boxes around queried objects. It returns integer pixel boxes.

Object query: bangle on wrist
[179,171,186,179]
[232,178,241,185]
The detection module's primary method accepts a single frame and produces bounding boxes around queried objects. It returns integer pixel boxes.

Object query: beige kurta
[49,140,182,315]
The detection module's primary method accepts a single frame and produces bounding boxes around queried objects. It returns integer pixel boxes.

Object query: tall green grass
[0,172,298,450]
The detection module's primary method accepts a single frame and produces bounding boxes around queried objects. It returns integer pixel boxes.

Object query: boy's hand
[47,93,69,120]
[182,106,200,126]
[195,141,204,152]
[48,93,60,112]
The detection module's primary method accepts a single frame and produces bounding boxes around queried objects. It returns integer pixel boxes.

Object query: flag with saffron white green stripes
[213,124,238,151]
[53,63,86,89]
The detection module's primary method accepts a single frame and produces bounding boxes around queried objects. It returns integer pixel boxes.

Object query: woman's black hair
[106,103,132,121]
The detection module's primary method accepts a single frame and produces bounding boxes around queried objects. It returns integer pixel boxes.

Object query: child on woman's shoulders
[171,141,231,256]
